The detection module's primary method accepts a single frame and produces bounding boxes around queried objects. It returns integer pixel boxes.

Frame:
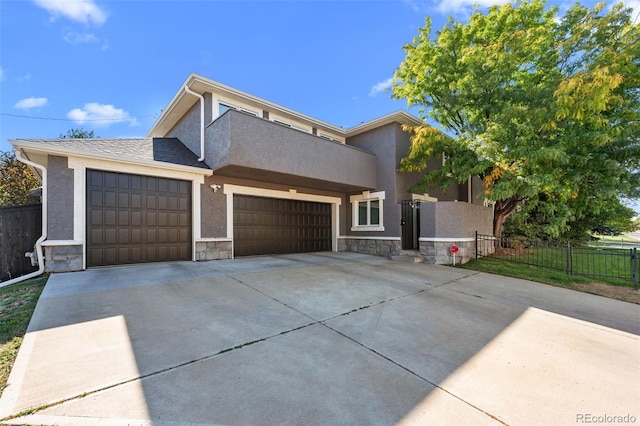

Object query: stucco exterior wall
[420,201,493,238]
[167,101,201,158]
[204,112,231,170]
[205,111,375,191]
[200,175,229,238]
[345,123,401,238]
[47,155,74,240]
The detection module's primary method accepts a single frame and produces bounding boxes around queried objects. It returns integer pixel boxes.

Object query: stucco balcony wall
[418,201,494,265]
[205,111,377,192]
[420,201,493,239]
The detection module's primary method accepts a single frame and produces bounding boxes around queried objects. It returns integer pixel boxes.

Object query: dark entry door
[86,170,192,267]
[233,195,331,257]
[401,200,420,250]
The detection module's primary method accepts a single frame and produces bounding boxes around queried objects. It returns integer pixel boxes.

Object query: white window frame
[350,190,385,232]
[215,99,259,119]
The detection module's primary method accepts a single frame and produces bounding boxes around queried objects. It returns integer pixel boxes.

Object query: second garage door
[86,170,192,267]
[233,195,331,257]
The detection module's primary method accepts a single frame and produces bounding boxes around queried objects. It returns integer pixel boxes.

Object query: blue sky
[1,0,638,214]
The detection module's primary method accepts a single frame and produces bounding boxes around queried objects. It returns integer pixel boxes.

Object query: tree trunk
[493,196,523,239]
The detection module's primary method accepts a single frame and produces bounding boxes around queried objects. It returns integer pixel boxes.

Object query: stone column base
[338,237,402,258]
[419,239,474,265]
[195,240,232,261]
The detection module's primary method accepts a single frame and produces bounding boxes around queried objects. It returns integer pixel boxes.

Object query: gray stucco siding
[419,201,493,239]
[47,155,74,240]
[345,123,404,238]
[167,101,201,158]
[206,111,375,191]
[200,175,228,238]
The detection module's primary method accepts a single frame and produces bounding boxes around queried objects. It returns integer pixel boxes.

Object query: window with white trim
[218,102,258,117]
[350,191,385,231]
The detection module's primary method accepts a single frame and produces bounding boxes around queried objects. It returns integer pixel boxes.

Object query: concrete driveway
[1,252,638,425]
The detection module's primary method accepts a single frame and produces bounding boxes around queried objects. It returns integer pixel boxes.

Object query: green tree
[393,0,640,238]
[1,128,98,206]
[60,128,96,138]
[505,197,637,240]
[0,151,40,207]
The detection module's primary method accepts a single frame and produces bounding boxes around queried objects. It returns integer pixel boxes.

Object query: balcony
[204,110,376,192]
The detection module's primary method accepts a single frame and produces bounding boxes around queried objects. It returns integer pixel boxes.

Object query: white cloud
[63,30,109,50]
[13,97,48,110]
[63,31,97,44]
[67,103,138,127]
[33,0,107,25]
[403,0,422,12]
[369,78,394,97]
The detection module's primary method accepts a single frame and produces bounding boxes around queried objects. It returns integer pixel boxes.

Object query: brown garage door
[87,170,191,267]
[234,195,331,257]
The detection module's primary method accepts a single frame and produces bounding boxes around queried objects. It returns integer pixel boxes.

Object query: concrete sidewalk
[1,252,638,425]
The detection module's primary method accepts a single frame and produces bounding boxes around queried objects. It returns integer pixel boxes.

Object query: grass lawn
[0,276,47,394]
[459,258,639,304]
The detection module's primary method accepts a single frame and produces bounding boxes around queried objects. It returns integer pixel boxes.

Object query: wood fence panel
[0,204,42,282]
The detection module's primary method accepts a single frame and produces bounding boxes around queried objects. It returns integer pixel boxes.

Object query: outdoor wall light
[210,184,222,193]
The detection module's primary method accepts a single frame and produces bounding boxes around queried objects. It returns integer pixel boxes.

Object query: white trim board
[41,240,83,246]
[419,237,475,242]
[339,236,401,241]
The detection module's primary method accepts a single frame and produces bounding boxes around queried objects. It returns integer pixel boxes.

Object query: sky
[0,0,638,213]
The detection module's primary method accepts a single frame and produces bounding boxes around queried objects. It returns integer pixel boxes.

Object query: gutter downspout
[183,84,206,162]
[0,150,47,289]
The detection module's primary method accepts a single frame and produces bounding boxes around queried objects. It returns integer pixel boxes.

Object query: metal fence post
[632,248,638,291]
[566,242,573,276]
[475,231,478,260]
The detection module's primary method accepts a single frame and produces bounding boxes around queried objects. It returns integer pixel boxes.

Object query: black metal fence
[0,204,42,282]
[475,233,639,290]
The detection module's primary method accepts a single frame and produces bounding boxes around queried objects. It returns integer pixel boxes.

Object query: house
[10,73,493,273]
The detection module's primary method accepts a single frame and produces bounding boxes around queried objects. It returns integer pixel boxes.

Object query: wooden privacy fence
[0,204,42,282]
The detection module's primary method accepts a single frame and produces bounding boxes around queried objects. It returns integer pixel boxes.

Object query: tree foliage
[393,0,640,238]
[0,151,40,207]
[1,128,98,207]
[60,128,96,138]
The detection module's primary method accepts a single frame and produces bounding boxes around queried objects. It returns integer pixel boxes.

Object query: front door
[401,200,420,250]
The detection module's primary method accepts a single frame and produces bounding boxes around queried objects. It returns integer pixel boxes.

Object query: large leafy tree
[0,151,40,206]
[1,128,97,206]
[393,0,640,238]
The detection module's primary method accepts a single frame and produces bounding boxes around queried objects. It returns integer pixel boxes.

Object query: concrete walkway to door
[1,252,638,425]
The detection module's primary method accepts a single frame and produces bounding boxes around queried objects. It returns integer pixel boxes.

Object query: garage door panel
[105,210,116,226]
[233,195,331,257]
[87,170,191,267]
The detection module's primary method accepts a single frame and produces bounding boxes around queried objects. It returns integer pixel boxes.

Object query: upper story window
[318,133,345,144]
[218,102,258,117]
[269,113,312,134]
[350,191,385,232]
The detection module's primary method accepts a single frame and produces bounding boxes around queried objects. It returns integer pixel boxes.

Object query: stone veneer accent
[44,244,83,272]
[195,240,233,261]
[419,239,475,265]
[339,238,402,258]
